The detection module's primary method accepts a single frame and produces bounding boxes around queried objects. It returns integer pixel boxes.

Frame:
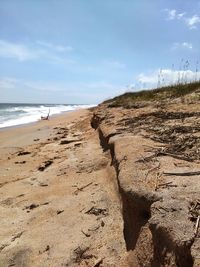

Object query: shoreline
[0,108,90,151]
[0,104,96,131]
[0,109,76,132]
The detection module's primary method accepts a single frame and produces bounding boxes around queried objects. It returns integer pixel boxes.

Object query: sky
[0,0,200,104]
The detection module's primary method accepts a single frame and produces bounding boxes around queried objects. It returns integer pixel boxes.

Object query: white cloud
[182,42,193,49]
[136,69,200,88]
[36,41,73,52]
[138,72,158,84]
[172,42,193,50]
[0,39,74,63]
[164,9,177,20]
[177,12,186,19]
[164,8,200,29]
[0,40,38,61]
[185,15,200,29]
[164,9,186,21]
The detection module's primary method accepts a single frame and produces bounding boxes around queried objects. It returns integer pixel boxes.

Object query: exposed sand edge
[91,103,200,267]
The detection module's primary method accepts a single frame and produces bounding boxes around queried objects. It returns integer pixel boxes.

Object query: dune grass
[106,81,200,108]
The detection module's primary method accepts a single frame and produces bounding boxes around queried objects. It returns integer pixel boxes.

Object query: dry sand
[0,109,129,267]
[1,103,200,267]
[91,102,200,267]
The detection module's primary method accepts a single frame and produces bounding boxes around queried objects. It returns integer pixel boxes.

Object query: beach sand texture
[1,102,200,267]
[0,109,129,267]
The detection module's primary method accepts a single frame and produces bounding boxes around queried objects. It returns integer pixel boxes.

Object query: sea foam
[0,103,94,128]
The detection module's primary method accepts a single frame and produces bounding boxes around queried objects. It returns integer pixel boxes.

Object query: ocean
[0,103,94,128]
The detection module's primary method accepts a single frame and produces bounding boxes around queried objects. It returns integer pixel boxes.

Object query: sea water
[0,103,94,128]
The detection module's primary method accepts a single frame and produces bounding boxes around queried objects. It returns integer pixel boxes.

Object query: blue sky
[0,0,200,104]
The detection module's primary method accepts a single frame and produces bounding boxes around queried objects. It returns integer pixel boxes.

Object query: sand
[0,109,129,267]
[1,102,200,267]
[91,102,200,267]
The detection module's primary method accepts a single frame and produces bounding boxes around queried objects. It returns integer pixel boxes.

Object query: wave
[0,104,95,128]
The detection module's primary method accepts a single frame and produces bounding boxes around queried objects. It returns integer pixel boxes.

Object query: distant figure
[41,109,50,120]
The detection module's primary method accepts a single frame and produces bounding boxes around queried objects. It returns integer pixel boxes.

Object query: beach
[0,108,129,267]
[1,101,200,267]
[2,0,200,266]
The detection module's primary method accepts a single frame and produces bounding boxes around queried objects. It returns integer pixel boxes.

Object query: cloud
[182,42,193,49]
[137,72,158,84]
[177,12,186,19]
[0,39,74,62]
[172,42,193,50]
[185,15,200,29]
[0,40,38,61]
[136,69,200,88]
[164,8,200,29]
[164,9,186,21]
[165,9,177,20]
[36,41,73,52]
